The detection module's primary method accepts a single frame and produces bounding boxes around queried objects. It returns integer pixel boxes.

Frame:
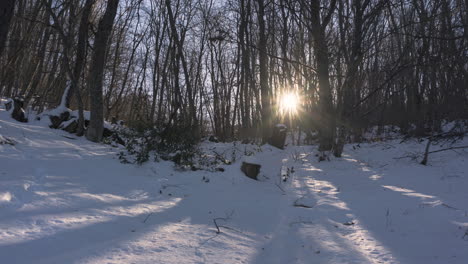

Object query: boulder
[208,135,219,143]
[7,98,28,123]
[241,161,261,180]
[269,124,287,149]
[63,119,78,133]
[49,111,70,129]
[4,100,12,111]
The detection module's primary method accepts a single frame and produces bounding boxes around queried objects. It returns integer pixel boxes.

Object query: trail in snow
[1,107,468,264]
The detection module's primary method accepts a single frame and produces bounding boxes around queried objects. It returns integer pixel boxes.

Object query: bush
[116,121,198,166]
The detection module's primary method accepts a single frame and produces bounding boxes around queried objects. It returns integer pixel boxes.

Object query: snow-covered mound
[1,106,468,264]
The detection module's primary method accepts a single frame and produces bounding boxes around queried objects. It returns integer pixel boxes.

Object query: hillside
[1,108,468,264]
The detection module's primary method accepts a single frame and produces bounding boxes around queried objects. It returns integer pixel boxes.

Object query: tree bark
[0,0,16,58]
[310,0,336,152]
[72,0,94,136]
[257,0,271,144]
[86,0,119,142]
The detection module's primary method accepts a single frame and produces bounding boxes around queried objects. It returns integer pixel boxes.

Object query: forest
[1,0,466,153]
[0,0,468,263]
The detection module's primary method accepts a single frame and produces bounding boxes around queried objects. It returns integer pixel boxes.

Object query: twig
[293,203,313,208]
[394,152,421,160]
[275,182,286,193]
[289,221,314,227]
[293,196,314,208]
[385,208,391,230]
[213,218,225,234]
[212,210,235,234]
[441,203,459,210]
[143,213,152,223]
[217,225,244,234]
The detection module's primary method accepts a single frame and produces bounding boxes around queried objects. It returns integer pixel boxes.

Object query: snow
[71,109,90,120]
[0,106,468,263]
[243,155,260,164]
[43,105,72,117]
[0,191,13,204]
[59,80,71,110]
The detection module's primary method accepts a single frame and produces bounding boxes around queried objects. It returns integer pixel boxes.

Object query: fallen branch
[289,220,314,227]
[428,146,468,154]
[395,145,468,164]
[441,203,460,210]
[217,225,244,234]
[212,210,235,234]
[213,218,224,234]
[143,213,152,223]
[463,230,468,240]
[293,196,315,208]
[0,136,15,145]
[293,203,313,208]
[275,182,286,194]
[394,153,420,160]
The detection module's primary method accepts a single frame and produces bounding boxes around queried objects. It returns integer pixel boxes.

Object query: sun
[279,91,300,116]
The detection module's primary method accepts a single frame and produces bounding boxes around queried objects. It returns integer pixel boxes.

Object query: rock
[49,111,70,129]
[0,135,15,145]
[208,135,219,143]
[269,124,287,149]
[4,100,12,111]
[63,119,78,133]
[241,161,261,180]
[9,98,28,123]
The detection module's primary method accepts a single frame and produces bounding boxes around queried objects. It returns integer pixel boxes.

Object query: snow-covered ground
[1,107,467,264]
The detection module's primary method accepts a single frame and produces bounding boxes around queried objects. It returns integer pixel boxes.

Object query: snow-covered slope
[1,107,467,264]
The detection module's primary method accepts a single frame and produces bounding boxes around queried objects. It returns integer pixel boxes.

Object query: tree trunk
[86,0,119,142]
[73,0,94,136]
[257,0,271,144]
[0,0,16,58]
[310,1,335,152]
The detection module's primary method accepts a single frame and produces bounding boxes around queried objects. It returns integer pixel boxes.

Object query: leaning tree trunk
[86,0,119,142]
[0,0,16,58]
[71,0,94,136]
